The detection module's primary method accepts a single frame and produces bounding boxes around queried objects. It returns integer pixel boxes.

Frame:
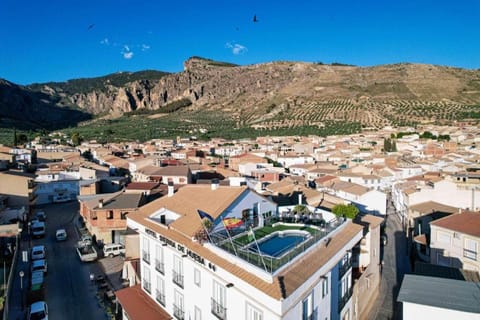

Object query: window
[173,290,185,320]
[142,237,150,264]
[173,255,184,288]
[121,211,128,220]
[438,231,451,244]
[246,302,263,320]
[212,280,227,320]
[156,275,165,306]
[194,268,201,287]
[143,266,151,293]
[91,212,97,220]
[107,210,114,219]
[302,291,314,320]
[155,245,164,274]
[322,277,329,298]
[194,306,201,320]
[464,239,478,261]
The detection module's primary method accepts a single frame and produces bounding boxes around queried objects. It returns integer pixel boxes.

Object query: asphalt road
[367,200,411,320]
[12,201,107,320]
[42,201,106,320]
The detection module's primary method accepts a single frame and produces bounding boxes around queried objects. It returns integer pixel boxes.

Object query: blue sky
[1,0,479,85]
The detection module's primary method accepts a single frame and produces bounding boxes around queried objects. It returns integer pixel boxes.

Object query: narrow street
[367,201,411,320]
[8,202,107,320]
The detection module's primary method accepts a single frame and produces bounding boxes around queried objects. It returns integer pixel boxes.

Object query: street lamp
[19,270,24,290]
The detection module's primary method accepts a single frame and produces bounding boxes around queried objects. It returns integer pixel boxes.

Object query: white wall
[403,301,479,320]
[409,180,480,210]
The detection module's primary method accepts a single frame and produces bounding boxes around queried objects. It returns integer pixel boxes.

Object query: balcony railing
[464,248,477,261]
[173,304,185,320]
[142,252,150,264]
[155,260,165,274]
[338,287,353,311]
[172,270,184,288]
[155,290,165,306]
[211,298,227,320]
[143,281,151,293]
[303,308,318,320]
[339,257,352,279]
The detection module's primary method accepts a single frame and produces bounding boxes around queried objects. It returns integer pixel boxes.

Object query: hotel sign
[144,227,209,267]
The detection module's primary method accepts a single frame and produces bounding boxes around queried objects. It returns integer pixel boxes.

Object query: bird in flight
[87,24,95,30]
[253,14,259,23]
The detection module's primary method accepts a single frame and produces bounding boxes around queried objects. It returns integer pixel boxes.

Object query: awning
[413,234,427,245]
[115,285,172,320]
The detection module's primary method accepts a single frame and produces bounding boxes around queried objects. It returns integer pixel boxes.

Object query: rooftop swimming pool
[247,230,310,258]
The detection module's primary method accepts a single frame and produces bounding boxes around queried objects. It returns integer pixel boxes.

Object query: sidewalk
[8,223,31,320]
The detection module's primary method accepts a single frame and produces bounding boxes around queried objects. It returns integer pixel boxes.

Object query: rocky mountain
[2,57,480,135]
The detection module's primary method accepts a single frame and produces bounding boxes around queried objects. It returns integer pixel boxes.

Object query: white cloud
[100,38,110,45]
[225,42,248,55]
[141,44,150,51]
[121,45,134,59]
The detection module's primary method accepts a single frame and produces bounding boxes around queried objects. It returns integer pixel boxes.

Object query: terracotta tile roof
[135,185,248,238]
[126,182,160,190]
[330,181,369,196]
[359,214,384,229]
[409,201,459,215]
[129,192,364,300]
[116,285,172,320]
[431,212,480,238]
[315,175,338,184]
[156,165,191,176]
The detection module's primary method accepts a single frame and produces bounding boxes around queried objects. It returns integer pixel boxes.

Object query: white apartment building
[430,212,480,274]
[118,182,368,320]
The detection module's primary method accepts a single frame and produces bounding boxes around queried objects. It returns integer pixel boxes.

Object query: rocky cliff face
[2,57,480,131]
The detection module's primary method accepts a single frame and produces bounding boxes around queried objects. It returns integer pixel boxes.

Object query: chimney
[99,199,104,208]
[167,181,174,197]
[211,178,219,191]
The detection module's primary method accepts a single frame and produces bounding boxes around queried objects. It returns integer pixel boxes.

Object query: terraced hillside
[1,57,480,143]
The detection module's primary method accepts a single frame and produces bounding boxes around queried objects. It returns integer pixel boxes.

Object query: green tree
[13,128,17,146]
[332,204,359,219]
[71,132,82,146]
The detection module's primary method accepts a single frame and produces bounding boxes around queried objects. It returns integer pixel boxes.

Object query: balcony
[155,260,165,274]
[211,298,227,320]
[173,304,185,320]
[304,308,318,320]
[155,290,165,306]
[464,248,477,261]
[338,286,353,311]
[172,270,184,288]
[339,257,352,279]
[142,252,150,264]
[143,281,151,293]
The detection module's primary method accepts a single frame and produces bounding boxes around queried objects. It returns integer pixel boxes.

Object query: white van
[103,243,125,258]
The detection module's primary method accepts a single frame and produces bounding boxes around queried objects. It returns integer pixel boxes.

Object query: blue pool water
[254,233,307,257]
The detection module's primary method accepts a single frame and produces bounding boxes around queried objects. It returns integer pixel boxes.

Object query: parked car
[103,243,125,258]
[31,221,46,238]
[34,211,46,222]
[28,301,48,320]
[53,195,70,203]
[55,229,67,241]
[31,245,46,260]
[77,234,93,247]
[31,259,48,274]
